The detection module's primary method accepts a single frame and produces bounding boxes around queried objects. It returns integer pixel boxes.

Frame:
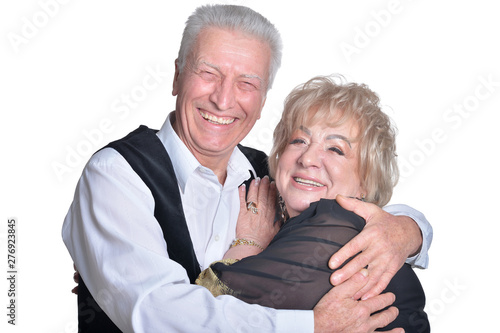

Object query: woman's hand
[223,176,280,260]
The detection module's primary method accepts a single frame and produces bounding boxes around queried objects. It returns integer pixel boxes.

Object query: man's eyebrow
[241,73,265,85]
[199,61,221,72]
[326,134,352,148]
[200,61,265,86]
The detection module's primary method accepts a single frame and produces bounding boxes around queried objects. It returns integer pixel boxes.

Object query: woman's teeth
[294,177,325,187]
[199,111,235,125]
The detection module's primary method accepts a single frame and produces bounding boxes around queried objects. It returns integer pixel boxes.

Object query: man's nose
[209,78,236,111]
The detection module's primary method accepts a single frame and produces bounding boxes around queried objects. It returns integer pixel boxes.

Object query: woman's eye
[328,147,344,156]
[290,138,307,145]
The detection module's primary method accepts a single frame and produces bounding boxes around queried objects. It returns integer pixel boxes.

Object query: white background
[1,0,498,332]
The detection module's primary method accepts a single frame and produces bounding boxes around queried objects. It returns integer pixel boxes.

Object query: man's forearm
[383,204,433,268]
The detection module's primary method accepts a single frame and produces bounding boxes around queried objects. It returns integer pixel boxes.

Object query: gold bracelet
[230,238,264,251]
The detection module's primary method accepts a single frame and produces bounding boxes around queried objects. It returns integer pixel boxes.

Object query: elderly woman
[196,75,429,332]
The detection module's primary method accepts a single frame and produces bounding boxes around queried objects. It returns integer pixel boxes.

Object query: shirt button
[214,235,220,242]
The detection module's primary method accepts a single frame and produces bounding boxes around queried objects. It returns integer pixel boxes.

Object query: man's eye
[199,71,217,81]
[239,81,258,91]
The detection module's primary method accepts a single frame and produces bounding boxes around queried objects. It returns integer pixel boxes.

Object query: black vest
[77,125,269,332]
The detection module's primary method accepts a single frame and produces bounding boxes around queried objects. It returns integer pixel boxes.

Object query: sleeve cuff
[276,309,314,333]
[383,204,433,269]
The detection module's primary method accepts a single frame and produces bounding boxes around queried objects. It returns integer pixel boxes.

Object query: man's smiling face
[172,27,271,167]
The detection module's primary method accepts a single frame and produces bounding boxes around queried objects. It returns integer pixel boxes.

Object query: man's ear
[172,59,180,96]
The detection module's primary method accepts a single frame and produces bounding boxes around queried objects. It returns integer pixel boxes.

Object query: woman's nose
[298,143,323,168]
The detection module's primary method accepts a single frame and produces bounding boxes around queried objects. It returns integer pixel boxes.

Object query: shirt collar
[156,112,256,192]
[226,144,257,189]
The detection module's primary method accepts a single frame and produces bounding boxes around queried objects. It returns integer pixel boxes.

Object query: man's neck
[170,112,232,185]
[195,154,230,185]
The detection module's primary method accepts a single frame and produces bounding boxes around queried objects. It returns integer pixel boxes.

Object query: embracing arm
[62,149,312,333]
[384,203,432,269]
[329,195,432,300]
[198,198,402,332]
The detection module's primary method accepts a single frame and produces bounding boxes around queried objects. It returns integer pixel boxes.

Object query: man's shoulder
[237,144,268,159]
[87,147,129,170]
[106,125,160,148]
[85,126,158,170]
[91,125,163,164]
[237,144,269,178]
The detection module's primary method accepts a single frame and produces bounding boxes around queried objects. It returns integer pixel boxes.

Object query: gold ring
[246,201,258,214]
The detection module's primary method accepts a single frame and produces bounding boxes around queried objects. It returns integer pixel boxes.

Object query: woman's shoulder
[285,199,365,229]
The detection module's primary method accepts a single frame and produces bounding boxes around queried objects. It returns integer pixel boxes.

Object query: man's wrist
[404,216,423,258]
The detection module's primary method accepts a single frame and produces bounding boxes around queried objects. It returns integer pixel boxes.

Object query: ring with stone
[246,201,258,214]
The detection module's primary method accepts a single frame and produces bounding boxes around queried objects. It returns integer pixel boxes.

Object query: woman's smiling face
[275,116,365,218]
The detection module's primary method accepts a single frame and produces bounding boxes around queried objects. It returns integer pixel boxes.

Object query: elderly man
[63,4,431,332]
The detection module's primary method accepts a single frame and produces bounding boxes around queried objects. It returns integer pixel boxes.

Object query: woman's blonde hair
[269,75,399,207]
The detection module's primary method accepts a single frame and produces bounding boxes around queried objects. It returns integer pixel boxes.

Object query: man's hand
[329,195,423,300]
[313,269,402,333]
[72,263,79,294]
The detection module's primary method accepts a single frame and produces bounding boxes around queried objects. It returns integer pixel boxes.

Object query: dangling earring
[278,193,289,223]
[360,194,366,202]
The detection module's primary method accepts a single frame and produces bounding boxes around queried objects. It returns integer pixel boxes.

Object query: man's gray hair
[177,4,283,90]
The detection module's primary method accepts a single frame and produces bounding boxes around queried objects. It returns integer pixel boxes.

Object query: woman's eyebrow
[298,126,352,148]
[298,126,311,135]
[326,134,352,148]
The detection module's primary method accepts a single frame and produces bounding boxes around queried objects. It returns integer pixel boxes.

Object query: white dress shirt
[62,113,432,332]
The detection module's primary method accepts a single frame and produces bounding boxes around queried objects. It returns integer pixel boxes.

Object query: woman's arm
[223,176,280,260]
[197,199,365,309]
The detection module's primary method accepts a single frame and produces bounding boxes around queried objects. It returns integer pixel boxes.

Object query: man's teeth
[200,111,235,125]
[294,177,325,187]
